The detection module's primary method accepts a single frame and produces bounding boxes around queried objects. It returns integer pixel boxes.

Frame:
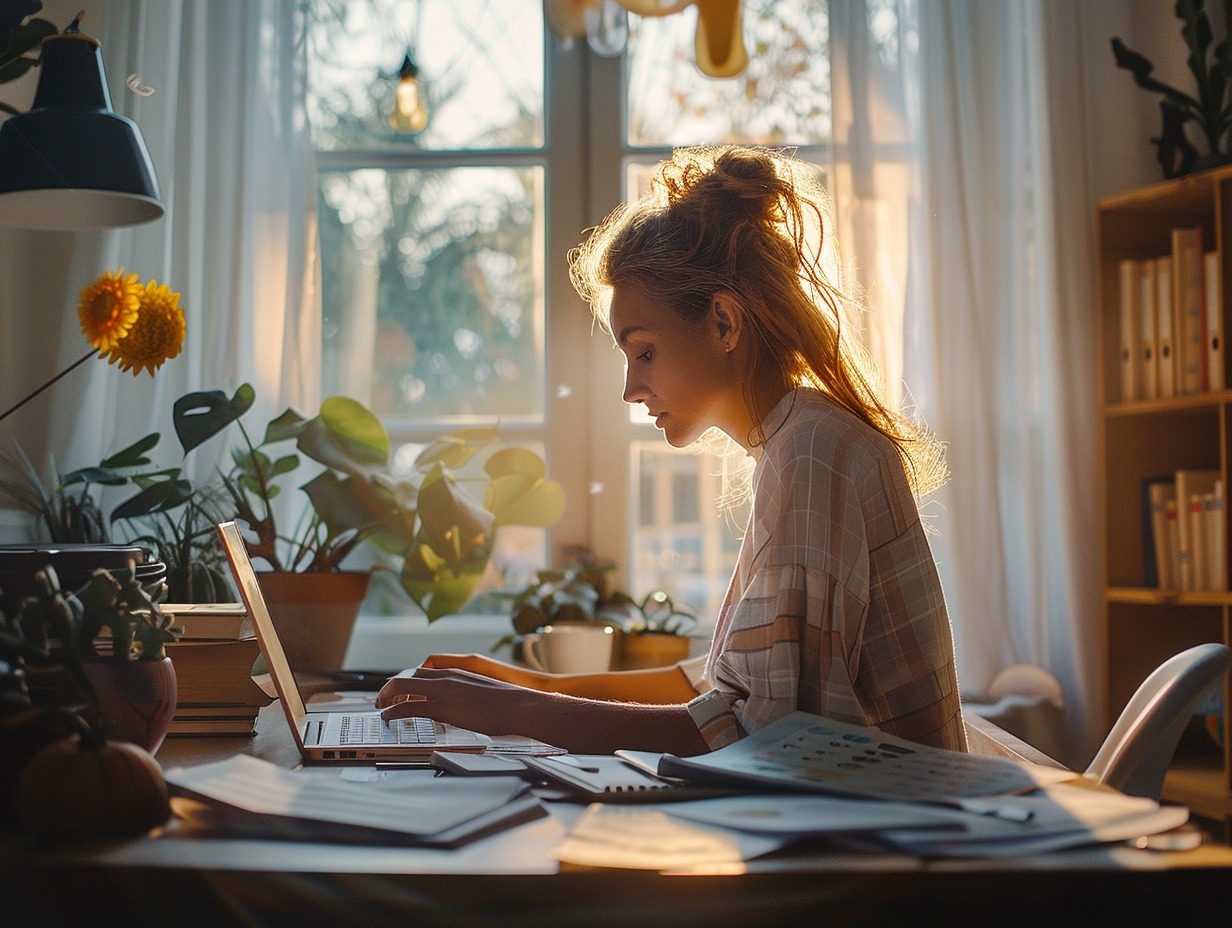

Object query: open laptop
[217,520,488,763]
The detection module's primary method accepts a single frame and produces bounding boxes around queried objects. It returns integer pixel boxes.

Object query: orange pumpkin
[15,729,171,843]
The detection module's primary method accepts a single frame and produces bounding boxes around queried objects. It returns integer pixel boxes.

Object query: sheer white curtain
[909,0,1100,762]
[20,0,318,485]
[829,0,1102,763]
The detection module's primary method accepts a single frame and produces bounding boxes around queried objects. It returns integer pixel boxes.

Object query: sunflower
[77,268,142,353]
[106,280,186,377]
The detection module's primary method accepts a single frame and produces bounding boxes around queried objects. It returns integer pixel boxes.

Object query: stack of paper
[165,754,544,847]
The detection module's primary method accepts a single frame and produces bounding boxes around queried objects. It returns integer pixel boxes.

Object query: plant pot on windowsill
[619,630,693,671]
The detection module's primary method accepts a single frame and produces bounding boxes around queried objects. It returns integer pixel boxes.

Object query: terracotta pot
[82,657,177,753]
[255,571,370,673]
[619,632,692,671]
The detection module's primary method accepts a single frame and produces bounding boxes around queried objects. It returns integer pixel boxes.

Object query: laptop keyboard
[338,715,438,745]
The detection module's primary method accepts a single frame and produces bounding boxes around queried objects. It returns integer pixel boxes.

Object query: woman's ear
[709,291,745,352]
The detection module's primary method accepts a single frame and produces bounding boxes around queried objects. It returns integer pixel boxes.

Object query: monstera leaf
[173,385,256,455]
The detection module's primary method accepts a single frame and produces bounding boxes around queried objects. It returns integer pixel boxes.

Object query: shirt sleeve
[685,688,745,749]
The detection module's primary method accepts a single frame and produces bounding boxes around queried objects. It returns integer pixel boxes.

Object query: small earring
[725,343,733,353]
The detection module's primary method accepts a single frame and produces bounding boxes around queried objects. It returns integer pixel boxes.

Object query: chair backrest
[1085,643,1232,800]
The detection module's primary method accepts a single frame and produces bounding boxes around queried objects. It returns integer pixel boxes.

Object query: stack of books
[163,603,273,737]
[1143,470,1226,592]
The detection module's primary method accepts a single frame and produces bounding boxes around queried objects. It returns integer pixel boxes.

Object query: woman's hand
[376,666,543,736]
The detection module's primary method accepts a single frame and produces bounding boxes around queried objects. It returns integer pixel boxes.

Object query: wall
[0,0,106,476]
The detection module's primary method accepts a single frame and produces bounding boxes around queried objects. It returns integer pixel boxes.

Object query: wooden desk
[3,706,1231,928]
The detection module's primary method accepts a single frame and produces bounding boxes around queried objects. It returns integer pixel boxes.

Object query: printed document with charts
[657,712,1053,803]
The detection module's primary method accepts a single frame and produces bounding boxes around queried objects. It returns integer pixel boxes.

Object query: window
[305,0,843,625]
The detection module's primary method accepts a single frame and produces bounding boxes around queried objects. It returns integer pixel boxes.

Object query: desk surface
[4,705,1232,928]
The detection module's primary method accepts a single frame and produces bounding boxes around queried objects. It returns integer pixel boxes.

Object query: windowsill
[343,612,713,671]
[343,613,514,671]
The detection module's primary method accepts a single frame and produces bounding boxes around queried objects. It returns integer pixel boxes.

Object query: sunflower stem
[0,349,98,424]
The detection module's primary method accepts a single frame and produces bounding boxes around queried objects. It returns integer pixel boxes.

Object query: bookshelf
[1097,167,1232,832]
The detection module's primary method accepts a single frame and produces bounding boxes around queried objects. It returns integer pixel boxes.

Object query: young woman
[377,146,966,756]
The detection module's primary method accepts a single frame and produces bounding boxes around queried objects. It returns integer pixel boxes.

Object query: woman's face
[609,286,748,448]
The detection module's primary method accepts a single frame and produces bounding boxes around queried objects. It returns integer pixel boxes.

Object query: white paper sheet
[166,754,529,837]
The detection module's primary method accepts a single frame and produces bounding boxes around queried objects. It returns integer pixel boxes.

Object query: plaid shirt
[685,390,966,752]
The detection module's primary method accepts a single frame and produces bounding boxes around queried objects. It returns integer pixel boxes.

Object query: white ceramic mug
[521,624,615,673]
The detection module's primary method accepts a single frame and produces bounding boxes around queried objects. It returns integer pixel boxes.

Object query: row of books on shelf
[162,603,271,738]
[1142,470,1226,592]
[1118,226,1225,402]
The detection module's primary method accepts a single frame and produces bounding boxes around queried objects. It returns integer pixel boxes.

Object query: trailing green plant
[1112,0,1232,178]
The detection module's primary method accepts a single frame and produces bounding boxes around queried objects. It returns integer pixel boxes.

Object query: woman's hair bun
[654,146,783,224]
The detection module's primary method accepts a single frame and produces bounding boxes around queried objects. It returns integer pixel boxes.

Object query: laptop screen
[216,520,311,724]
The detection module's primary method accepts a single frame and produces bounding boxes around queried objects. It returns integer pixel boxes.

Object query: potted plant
[607,589,698,670]
[496,546,699,669]
[1111,0,1232,178]
[0,562,180,754]
[0,433,230,604]
[0,564,173,840]
[159,384,565,669]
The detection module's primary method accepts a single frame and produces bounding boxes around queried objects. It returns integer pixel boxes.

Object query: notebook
[216,520,488,763]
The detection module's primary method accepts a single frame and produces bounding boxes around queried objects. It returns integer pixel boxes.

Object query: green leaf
[297,397,388,475]
[59,466,129,488]
[99,432,160,469]
[483,473,565,528]
[483,446,546,480]
[174,384,255,454]
[301,471,381,541]
[110,479,195,520]
[416,469,494,572]
[1111,36,1203,116]
[0,17,56,70]
[414,427,499,471]
[263,407,308,445]
[400,547,486,622]
[0,55,37,83]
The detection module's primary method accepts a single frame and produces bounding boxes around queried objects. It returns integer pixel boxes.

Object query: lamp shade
[0,33,163,231]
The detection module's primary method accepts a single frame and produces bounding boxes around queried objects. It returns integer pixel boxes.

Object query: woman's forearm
[508,691,711,755]
[421,653,700,703]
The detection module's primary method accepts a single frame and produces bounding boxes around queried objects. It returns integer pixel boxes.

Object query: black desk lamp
[0,29,163,230]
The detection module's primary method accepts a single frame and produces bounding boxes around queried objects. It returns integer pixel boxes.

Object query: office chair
[1085,643,1232,800]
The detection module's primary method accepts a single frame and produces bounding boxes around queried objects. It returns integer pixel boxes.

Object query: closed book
[1210,481,1226,592]
[1141,258,1159,398]
[1205,250,1225,391]
[163,603,251,640]
[167,717,259,737]
[166,637,272,707]
[1156,256,1176,398]
[1190,493,1209,591]
[173,703,262,719]
[1175,469,1221,591]
[1119,258,1144,401]
[1167,498,1181,589]
[1172,227,1206,394]
[1143,477,1177,589]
